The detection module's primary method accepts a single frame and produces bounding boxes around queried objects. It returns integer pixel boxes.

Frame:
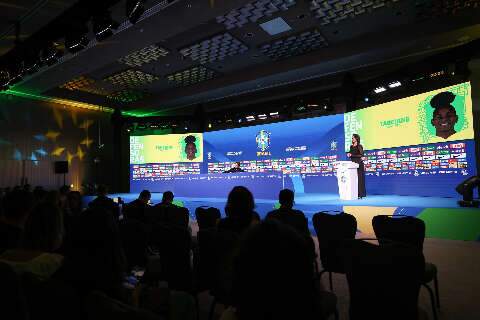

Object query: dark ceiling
[4,0,480,116]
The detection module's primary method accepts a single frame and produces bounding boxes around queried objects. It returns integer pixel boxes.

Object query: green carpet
[418,208,480,241]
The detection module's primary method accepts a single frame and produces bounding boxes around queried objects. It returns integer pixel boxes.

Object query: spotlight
[126,0,146,24]
[456,175,480,207]
[208,123,212,129]
[374,86,386,94]
[388,81,402,88]
[93,12,119,41]
[364,96,370,102]
[65,25,89,53]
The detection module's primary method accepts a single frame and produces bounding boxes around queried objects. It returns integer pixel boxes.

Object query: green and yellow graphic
[344,82,474,151]
[130,133,203,164]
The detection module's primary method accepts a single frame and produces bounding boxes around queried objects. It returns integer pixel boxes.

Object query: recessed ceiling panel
[216,0,297,30]
[309,0,400,25]
[166,65,218,87]
[259,28,328,60]
[107,89,147,103]
[118,44,170,67]
[105,69,159,88]
[179,33,249,64]
[59,75,110,96]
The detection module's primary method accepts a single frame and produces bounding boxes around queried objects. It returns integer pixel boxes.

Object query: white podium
[335,161,359,200]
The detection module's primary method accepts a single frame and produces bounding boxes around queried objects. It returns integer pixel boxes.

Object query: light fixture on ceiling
[41,43,63,66]
[258,114,267,120]
[388,81,402,88]
[246,115,255,122]
[374,86,387,94]
[93,11,119,41]
[65,25,90,53]
[126,0,146,24]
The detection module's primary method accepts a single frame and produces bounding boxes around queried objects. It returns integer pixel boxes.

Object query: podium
[335,161,359,200]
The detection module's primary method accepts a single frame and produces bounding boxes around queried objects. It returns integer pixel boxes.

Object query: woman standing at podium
[347,134,366,199]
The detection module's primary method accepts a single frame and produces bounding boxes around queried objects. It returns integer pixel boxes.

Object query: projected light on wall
[216,0,297,30]
[105,69,159,88]
[309,0,398,25]
[259,29,328,60]
[166,66,218,87]
[118,44,169,67]
[179,33,249,64]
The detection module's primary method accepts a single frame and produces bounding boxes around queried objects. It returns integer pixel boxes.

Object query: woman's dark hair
[232,220,317,320]
[225,186,255,219]
[430,91,457,115]
[352,133,361,145]
[185,135,196,147]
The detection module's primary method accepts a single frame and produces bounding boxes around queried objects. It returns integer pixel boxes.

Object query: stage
[84,193,480,241]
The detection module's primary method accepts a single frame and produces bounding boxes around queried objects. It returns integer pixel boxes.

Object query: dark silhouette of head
[2,190,35,226]
[62,207,126,297]
[96,184,108,197]
[139,190,151,204]
[225,186,255,219]
[430,91,458,139]
[184,135,197,160]
[352,133,361,145]
[162,191,174,204]
[232,220,317,320]
[279,189,295,209]
[67,191,83,214]
[22,202,64,252]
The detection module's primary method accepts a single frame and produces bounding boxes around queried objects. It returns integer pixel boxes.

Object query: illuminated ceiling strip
[0,89,165,118]
[1,89,114,112]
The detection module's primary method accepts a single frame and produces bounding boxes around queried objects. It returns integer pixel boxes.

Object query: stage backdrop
[130,82,476,198]
[130,114,345,196]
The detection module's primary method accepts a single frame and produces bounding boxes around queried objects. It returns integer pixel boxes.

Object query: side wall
[0,93,114,192]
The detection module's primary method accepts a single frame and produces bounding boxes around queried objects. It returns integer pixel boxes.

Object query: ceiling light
[65,29,89,53]
[269,112,279,116]
[42,43,63,66]
[93,12,119,41]
[260,17,292,36]
[246,115,255,121]
[126,0,146,24]
[388,81,401,88]
[374,86,387,94]
[258,114,267,120]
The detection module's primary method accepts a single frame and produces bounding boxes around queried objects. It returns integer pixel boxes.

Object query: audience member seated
[218,186,260,235]
[0,201,64,281]
[59,207,127,299]
[32,186,48,204]
[88,184,120,220]
[124,190,151,222]
[265,189,309,236]
[151,191,189,229]
[0,190,35,252]
[222,220,325,320]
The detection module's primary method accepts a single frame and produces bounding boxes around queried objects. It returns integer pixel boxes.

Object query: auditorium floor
[194,230,480,320]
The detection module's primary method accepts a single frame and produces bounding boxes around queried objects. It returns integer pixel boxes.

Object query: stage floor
[84,193,480,241]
